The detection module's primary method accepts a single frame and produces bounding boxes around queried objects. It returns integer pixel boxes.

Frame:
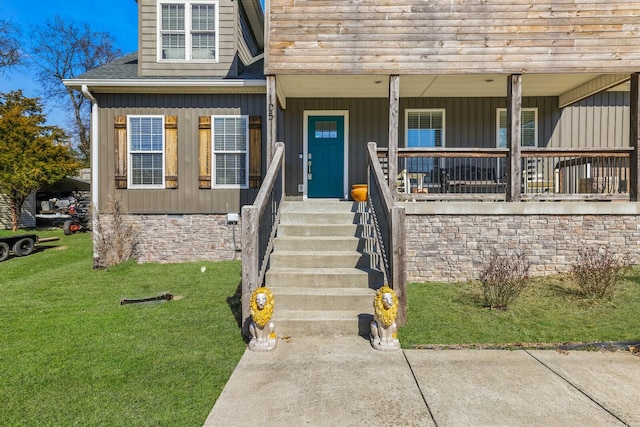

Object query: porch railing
[378,147,632,201]
[241,141,285,332]
[520,148,631,201]
[367,142,407,326]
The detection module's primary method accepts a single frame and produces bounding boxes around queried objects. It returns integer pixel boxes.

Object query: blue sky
[0,0,140,126]
[1,0,265,127]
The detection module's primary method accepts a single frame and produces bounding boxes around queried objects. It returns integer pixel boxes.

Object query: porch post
[629,73,640,201]
[266,75,277,167]
[388,75,400,197]
[506,74,522,201]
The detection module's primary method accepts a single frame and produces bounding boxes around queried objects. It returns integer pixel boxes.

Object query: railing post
[388,75,400,198]
[266,75,277,167]
[241,204,258,335]
[391,205,406,326]
[630,73,640,201]
[506,74,522,201]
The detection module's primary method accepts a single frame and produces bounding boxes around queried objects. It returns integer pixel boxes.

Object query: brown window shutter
[164,115,178,189]
[249,116,262,188]
[114,115,127,189]
[198,116,212,189]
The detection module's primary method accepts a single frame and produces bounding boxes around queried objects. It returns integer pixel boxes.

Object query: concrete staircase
[266,199,384,337]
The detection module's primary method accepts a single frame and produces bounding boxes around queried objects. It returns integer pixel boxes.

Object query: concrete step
[277,223,362,237]
[270,250,370,269]
[272,309,374,337]
[279,211,361,225]
[273,236,364,252]
[266,267,384,289]
[270,287,375,311]
[281,200,366,214]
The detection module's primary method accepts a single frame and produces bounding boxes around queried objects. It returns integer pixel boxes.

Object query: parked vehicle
[0,234,59,262]
[36,197,91,235]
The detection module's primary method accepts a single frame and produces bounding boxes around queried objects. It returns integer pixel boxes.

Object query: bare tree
[0,20,20,70]
[28,16,122,161]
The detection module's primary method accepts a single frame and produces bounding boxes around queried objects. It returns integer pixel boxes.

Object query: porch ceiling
[276,73,628,99]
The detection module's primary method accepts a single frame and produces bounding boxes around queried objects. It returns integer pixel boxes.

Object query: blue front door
[308,115,344,198]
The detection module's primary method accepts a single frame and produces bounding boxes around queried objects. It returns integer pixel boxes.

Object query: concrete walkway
[204,336,640,427]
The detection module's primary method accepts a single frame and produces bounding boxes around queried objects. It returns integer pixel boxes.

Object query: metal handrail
[367,142,407,325]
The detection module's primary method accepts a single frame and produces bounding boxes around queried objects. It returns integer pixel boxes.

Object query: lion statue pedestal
[248,287,277,352]
[370,285,400,351]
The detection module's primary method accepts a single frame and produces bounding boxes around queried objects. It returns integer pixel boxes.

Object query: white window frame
[212,115,249,189]
[404,109,446,187]
[157,0,219,62]
[496,108,538,148]
[128,115,165,189]
[404,109,446,148]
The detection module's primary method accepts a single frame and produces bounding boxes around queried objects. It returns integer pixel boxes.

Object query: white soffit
[276,73,607,98]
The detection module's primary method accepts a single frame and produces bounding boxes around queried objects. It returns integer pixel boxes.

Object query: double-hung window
[405,109,445,181]
[159,1,218,61]
[212,116,249,188]
[129,116,165,188]
[497,108,538,148]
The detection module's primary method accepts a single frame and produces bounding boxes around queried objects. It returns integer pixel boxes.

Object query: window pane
[213,117,247,151]
[213,116,248,186]
[192,4,215,31]
[131,153,163,186]
[162,34,186,59]
[522,110,536,147]
[215,153,246,185]
[498,110,536,147]
[162,4,185,31]
[407,111,443,174]
[314,121,337,139]
[130,117,163,151]
[192,33,216,59]
[407,112,443,148]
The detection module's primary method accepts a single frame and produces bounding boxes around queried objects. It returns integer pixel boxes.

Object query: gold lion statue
[370,285,400,351]
[248,287,277,351]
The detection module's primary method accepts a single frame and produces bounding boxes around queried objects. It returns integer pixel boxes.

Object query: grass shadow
[227,281,250,343]
[456,281,486,308]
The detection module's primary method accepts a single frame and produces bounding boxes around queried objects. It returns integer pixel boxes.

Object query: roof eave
[63,78,267,94]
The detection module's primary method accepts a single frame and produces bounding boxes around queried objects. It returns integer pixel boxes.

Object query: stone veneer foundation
[402,202,640,283]
[104,204,640,284]
[122,214,242,263]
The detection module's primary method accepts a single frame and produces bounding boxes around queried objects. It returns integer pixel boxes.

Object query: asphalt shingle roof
[74,52,265,81]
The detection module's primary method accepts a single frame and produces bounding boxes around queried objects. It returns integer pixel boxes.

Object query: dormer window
[159,1,218,62]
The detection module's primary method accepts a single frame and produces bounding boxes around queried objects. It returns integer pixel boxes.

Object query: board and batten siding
[138,0,239,77]
[282,94,630,196]
[266,0,640,75]
[282,98,390,195]
[96,93,266,214]
[556,91,630,148]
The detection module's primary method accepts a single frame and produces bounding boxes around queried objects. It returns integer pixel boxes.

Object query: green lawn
[4,228,640,423]
[0,230,246,426]
[400,275,640,349]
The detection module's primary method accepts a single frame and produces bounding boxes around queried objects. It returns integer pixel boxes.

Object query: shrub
[570,247,631,301]
[479,250,530,310]
[93,191,138,269]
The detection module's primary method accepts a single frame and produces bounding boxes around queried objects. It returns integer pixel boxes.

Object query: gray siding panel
[0,193,36,230]
[282,98,389,195]
[139,0,239,78]
[555,91,630,148]
[96,93,265,214]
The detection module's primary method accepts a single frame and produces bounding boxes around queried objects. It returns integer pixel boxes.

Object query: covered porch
[265,72,640,202]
